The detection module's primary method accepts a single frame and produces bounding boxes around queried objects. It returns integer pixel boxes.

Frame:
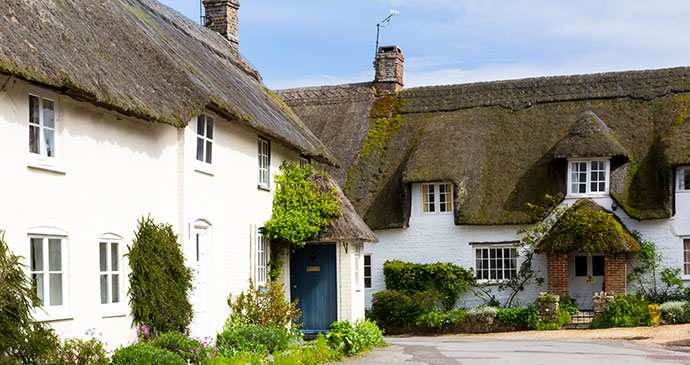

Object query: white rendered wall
[337,240,365,323]
[365,182,690,309]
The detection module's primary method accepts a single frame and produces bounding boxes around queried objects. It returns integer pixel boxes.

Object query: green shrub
[466,306,498,330]
[216,318,297,355]
[0,231,59,364]
[50,332,109,365]
[659,301,687,323]
[590,295,654,329]
[273,335,341,364]
[415,309,467,331]
[368,290,436,327]
[559,297,579,316]
[325,320,359,356]
[353,320,386,350]
[383,260,475,310]
[227,279,301,329]
[263,162,341,248]
[495,306,541,329]
[111,342,185,365]
[127,216,193,336]
[536,306,572,330]
[149,331,216,363]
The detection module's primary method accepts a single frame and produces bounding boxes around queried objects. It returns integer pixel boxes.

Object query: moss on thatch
[278,67,690,229]
[535,199,641,253]
[552,111,628,160]
[0,0,335,164]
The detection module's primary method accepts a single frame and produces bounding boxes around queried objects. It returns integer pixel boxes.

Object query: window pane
[31,238,43,271]
[206,118,214,139]
[197,115,205,135]
[99,242,107,271]
[44,129,55,157]
[100,274,108,304]
[49,273,62,306]
[43,99,55,128]
[112,274,120,303]
[364,266,371,276]
[196,137,204,161]
[592,256,605,276]
[33,273,44,303]
[29,95,40,124]
[205,140,212,163]
[364,254,371,266]
[29,125,40,154]
[111,243,119,271]
[48,239,61,271]
[364,278,371,288]
[575,256,587,276]
[681,169,690,190]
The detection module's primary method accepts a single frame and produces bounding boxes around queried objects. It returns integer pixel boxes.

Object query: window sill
[194,162,214,176]
[102,312,127,319]
[257,184,271,192]
[27,160,66,174]
[566,193,609,199]
[475,279,511,285]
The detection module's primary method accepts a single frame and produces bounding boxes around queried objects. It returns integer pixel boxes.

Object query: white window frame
[354,243,361,290]
[27,87,62,172]
[256,232,269,285]
[28,233,69,320]
[678,168,690,192]
[99,234,123,316]
[258,137,271,190]
[474,245,518,283]
[364,254,372,289]
[567,159,610,197]
[683,237,690,279]
[421,182,453,214]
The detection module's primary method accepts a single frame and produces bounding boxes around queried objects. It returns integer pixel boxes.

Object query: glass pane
[100,274,108,304]
[31,238,43,271]
[33,273,44,303]
[591,182,597,191]
[29,125,40,153]
[364,278,371,288]
[364,266,371,276]
[29,95,40,124]
[99,242,107,271]
[49,273,62,306]
[197,115,205,135]
[196,137,204,161]
[575,256,587,276]
[205,140,212,163]
[599,182,605,191]
[364,255,371,266]
[112,274,120,303]
[111,243,119,271]
[48,239,61,271]
[43,99,55,128]
[44,129,55,157]
[579,184,586,194]
[592,256,605,276]
[206,117,214,139]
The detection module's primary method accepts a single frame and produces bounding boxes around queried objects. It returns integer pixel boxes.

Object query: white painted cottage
[276,46,690,310]
[0,0,373,348]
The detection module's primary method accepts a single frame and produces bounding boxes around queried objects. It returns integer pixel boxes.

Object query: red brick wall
[203,0,240,48]
[547,252,569,298]
[374,46,404,93]
[604,253,627,294]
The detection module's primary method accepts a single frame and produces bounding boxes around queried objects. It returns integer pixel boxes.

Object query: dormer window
[567,159,609,197]
[421,182,453,213]
[679,168,690,191]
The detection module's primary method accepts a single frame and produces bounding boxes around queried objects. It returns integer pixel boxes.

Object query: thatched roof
[310,174,378,243]
[552,111,629,160]
[0,0,335,165]
[535,199,641,253]
[276,66,690,228]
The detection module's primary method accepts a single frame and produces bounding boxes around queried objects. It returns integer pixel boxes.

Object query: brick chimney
[203,0,240,50]
[374,46,404,94]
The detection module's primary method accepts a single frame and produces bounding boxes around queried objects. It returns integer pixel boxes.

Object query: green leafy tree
[0,230,59,363]
[127,216,193,336]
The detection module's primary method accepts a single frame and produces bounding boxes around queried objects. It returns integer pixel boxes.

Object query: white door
[191,224,209,336]
[569,253,605,310]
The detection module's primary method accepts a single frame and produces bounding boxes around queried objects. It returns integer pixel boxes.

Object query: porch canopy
[535,199,641,253]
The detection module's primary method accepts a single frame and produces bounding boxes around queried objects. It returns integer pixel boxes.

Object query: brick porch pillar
[547,252,569,298]
[604,252,627,294]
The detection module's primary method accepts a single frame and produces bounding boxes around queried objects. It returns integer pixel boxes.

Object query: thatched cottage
[0,0,374,346]
[275,46,690,309]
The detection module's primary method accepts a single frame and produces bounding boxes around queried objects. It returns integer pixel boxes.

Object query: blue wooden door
[290,243,337,332]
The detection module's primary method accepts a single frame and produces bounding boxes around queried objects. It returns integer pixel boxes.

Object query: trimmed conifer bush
[0,230,59,363]
[127,216,193,335]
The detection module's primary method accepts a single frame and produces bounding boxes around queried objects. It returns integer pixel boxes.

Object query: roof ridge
[274,82,374,105]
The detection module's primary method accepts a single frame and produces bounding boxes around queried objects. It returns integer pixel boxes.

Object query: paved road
[344,336,690,364]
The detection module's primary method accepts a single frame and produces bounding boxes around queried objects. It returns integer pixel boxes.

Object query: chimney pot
[203,0,240,50]
[374,45,404,94]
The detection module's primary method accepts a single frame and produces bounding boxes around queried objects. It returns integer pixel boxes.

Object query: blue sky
[159,1,690,90]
